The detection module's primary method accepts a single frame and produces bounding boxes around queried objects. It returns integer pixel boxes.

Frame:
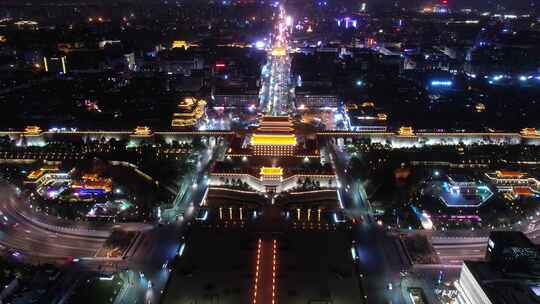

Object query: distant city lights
[430,80,453,87]
[254,41,266,49]
[285,16,293,27]
[177,243,186,256]
[336,17,357,29]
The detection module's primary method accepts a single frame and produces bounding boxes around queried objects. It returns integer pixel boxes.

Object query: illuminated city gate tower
[209,6,338,195]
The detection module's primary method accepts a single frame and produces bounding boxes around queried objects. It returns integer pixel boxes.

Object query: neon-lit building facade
[485,170,538,187]
[171,97,207,128]
[484,170,540,198]
[25,166,113,199]
[438,174,494,208]
[71,173,113,195]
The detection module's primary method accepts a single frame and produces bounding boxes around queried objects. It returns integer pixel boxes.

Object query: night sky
[0,0,536,10]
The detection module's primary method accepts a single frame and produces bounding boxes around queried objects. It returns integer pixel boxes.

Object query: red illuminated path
[252,238,278,304]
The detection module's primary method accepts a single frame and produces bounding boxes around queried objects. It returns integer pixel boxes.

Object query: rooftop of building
[26,164,61,179]
[512,187,535,196]
[465,260,540,304]
[227,134,319,157]
[250,133,297,146]
[247,115,298,146]
[488,231,535,251]
[176,97,205,112]
[494,170,528,178]
[172,97,206,127]
[447,174,475,184]
[258,115,293,124]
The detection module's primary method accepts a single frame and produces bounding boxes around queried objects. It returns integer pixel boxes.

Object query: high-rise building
[456,231,540,304]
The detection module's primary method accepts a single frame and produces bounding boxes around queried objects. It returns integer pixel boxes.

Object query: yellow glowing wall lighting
[82,173,99,181]
[521,128,539,136]
[251,134,297,146]
[398,126,414,136]
[172,40,189,49]
[171,98,206,127]
[61,57,67,74]
[260,167,284,176]
[27,170,44,179]
[133,126,152,136]
[178,97,195,108]
[271,47,286,56]
[24,126,42,135]
[361,101,375,107]
[495,170,525,178]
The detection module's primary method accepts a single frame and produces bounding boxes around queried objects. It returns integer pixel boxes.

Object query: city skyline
[0,1,539,304]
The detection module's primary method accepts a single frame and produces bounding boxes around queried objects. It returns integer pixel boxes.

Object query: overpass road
[0,184,109,260]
